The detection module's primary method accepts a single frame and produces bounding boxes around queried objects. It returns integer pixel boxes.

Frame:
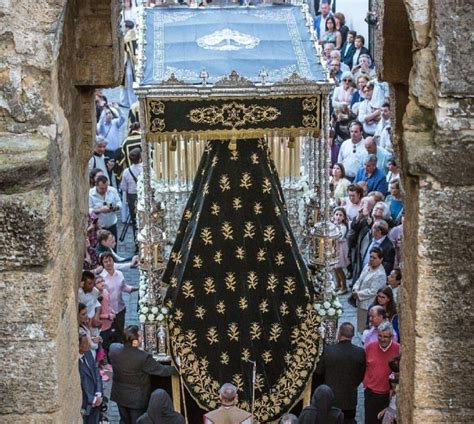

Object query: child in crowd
[378,355,400,424]
[332,207,350,294]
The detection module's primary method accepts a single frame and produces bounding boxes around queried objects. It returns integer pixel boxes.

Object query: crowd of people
[76,1,403,423]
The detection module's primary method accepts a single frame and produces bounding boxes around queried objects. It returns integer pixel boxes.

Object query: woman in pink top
[95,276,116,353]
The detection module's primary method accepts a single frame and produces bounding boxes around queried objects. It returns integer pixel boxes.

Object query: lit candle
[153,244,158,268]
[318,238,324,262]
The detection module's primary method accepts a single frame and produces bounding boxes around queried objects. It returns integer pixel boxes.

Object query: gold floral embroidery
[302,97,318,111]
[220,352,230,365]
[173,308,183,321]
[257,248,266,262]
[275,206,281,217]
[255,374,264,392]
[211,156,219,167]
[225,272,237,292]
[210,203,220,216]
[193,255,203,269]
[214,250,223,264]
[285,230,293,245]
[259,299,269,313]
[243,221,256,239]
[267,274,278,292]
[284,277,296,294]
[170,276,178,288]
[232,373,244,392]
[232,197,242,210]
[216,300,226,314]
[227,323,239,342]
[262,177,271,194]
[250,153,259,164]
[182,280,194,299]
[254,202,263,215]
[235,246,245,260]
[296,306,305,319]
[247,271,258,289]
[170,310,321,422]
[149,100,165,114]
[203,182,210,195]
[269,323,282,342]
[206,327,219,345]
[239,297,248,310]
[170,251,182,264]
[262,350,273,364]
[221,222,234,240]
[240,172,252,189]
[275,252,285,266]
[184,209,192,220]
[195,305,206,319]
[280,302,289,316]
[219,175,230,192]
[204,277,216,294]
[250,322,261,340]
[187,102,281,129]
[200,227,213,245]
[263,225,275,242]
[230,150,239,161]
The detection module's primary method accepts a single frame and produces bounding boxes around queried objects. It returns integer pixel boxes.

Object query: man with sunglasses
[337,120,367,181]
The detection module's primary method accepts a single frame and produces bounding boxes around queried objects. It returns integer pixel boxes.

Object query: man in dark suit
[315,322,366,424]
[341,30,357,69]
[109,325,177,424]
[79,334,103,424]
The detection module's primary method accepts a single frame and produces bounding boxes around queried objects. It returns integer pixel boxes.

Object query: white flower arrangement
[314,295,343,320]
[137,272,169,324]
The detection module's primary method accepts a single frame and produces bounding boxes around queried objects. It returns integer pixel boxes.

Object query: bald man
[203,383,252,424]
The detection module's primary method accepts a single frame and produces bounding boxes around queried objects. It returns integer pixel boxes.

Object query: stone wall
[378,0,474,422]
[0,0,122,422]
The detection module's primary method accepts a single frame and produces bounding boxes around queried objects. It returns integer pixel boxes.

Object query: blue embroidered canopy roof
[140,5,327,86]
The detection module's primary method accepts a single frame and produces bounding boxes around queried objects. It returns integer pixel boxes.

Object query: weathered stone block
[0,189,50,271]
[0,341,59,414]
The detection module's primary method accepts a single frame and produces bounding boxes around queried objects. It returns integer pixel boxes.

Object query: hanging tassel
[170,136,177,152]
[172,374,181,413]
[287,137,295,149]
[228,137,237,151]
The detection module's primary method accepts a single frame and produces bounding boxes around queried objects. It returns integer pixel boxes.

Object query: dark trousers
[113,308,126,341]
[364,388,390,424]
[117,405,146,424]
[103,223,118,244]
[342,409,356,424]
[83,407,100,424]
[126,193,138,237]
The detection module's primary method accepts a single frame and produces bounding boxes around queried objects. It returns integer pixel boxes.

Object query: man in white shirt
[358,81,382,136]
[88,136,108,176]
[89,175,122,242]
[100,252,138,339]
[97,103,125,155]
[352,246,387,333]
[374,102,393,152]
[78,270,101,321]
[337,121,367,180]
[204,383,252,424]
[120,147,143,242]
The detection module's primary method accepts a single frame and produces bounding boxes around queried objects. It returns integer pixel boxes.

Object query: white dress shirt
[337,138,367,178]
[89,186,122,228]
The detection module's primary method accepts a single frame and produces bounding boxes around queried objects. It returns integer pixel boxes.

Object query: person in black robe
[299,385,344,424]
[137,389,185,424]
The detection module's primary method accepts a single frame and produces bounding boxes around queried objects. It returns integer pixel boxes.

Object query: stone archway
[377,0,474,422]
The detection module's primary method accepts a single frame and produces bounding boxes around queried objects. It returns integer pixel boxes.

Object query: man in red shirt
[363,321,400,423]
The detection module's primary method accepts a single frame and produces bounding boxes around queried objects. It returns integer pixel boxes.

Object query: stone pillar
[0,0,122,422]
[378,0,474,422]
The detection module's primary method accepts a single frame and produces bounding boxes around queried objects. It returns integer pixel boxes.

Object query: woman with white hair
[332,71,356,109]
